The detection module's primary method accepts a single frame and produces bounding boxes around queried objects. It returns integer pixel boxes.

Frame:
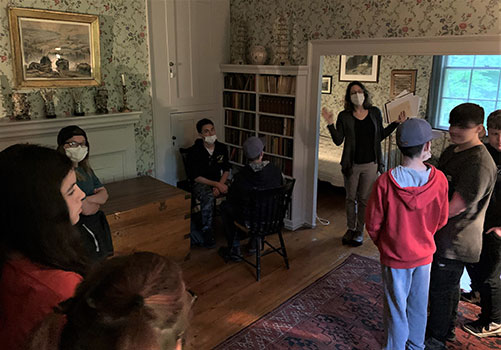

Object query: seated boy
[219,136,283,261]
[366,118,449,350]
[186,118,230,248]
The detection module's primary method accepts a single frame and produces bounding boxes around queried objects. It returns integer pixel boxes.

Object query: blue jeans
[192,182,215,235]
[427,257,464,344]
[382,263,431,350]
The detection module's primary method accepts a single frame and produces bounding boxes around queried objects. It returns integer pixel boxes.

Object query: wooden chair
[178,147,193,193]
[233,178,295,281]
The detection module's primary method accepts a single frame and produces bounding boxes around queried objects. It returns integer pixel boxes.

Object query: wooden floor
[182,182,380,350]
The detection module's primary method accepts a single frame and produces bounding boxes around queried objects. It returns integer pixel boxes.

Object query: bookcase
[220,64,308,230]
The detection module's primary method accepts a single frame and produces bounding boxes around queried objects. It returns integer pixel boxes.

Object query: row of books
[259,115,294,136]
[224,73,255,91]
[258,75,296,95]
[223,92,256,111]
[259,96,295,116]
[263,155,293,177]
[225,110,255,130]
[229,146,245,164]
[224,128,254,146]
[259,133,293,158]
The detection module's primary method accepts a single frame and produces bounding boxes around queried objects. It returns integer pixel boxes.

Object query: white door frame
[303,35,501,227]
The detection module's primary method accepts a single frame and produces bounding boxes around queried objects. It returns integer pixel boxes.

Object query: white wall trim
[304,34,501,228]
[0,112,140,140]
[0,111,141,183]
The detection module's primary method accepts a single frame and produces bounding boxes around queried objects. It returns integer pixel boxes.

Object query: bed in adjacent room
[317,135,344,188]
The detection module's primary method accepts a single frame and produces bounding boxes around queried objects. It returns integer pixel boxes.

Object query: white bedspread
[318,135,344,187]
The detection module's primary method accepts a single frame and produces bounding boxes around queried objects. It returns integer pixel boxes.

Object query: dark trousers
[221,201,240,248]
[192,182,215,235]
[467,233,501,323]
[427,257,464,342]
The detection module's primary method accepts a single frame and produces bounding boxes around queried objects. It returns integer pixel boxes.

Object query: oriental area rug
[214,254,501,350]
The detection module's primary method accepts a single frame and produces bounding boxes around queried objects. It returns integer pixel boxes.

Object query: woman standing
[321,81,406,246]
[57,126,113,261]
[0,144,88,350]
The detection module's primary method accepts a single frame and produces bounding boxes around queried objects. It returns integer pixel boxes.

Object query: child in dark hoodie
[366,118,449,350]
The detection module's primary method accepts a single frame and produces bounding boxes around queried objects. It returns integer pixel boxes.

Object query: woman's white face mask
[350,92,365,106]
[65,146,88,163]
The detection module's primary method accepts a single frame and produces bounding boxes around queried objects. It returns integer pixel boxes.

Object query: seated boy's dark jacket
[187,139,230,182]
[228,162,283,220]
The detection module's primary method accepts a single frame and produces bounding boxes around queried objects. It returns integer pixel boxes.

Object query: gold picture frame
[390,69,417,98]
[8,7,101,88]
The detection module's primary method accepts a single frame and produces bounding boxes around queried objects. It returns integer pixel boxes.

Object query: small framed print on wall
[339,55,379,83]
[390,69,417,98]
[321,75,332,94]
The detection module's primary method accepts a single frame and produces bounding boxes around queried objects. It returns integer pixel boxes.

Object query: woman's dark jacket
[326,106,398,175]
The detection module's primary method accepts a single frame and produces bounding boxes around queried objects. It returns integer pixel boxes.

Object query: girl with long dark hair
[0,144,87,349]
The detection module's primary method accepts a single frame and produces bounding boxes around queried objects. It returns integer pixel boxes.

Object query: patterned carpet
[214,254,501,350]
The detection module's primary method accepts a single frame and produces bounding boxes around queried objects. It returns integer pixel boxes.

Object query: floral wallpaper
[231,0,499,164]
[0,0,154,176]
[319,55,433,137]
[230,0,500,65]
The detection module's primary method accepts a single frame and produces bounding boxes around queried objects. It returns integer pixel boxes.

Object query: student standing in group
[0,144,88,350]
[426,103,497,350]
[462,109,501,338]
[366,118,448,350]
[57,125,113,262]
[321,81,406,246]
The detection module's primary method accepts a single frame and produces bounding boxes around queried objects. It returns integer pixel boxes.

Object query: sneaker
[203,235,216,249]
[463,319,501,338]
[342,229,356,245]
[460,290,481,305]
[424,336,446,350]
[350,231,364,247]
[446,329,456,342]
[218,247,242,262]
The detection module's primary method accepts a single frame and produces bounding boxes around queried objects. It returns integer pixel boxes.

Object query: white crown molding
[0,111,141,140]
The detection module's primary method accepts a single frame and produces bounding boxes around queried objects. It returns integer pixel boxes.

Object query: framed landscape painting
[339,55,379,83]
[9,7,101,88]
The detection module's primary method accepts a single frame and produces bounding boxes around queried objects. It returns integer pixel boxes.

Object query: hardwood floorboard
[182,181,379,349]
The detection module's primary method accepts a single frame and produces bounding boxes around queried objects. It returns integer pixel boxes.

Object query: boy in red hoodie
[366,118,449,350]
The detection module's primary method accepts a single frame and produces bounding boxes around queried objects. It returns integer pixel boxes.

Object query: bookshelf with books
[221,64,308,230]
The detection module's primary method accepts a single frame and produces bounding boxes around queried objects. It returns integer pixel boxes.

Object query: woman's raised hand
[397,110,408,123]
[321,107,334,125]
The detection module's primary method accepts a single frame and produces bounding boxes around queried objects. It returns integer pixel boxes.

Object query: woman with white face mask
[321,81,407,247]
[57,125,113,262]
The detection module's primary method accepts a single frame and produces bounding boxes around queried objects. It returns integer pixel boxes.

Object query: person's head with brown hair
[28,252,193,350]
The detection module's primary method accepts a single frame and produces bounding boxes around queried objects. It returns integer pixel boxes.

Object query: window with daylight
[429,55,501,130]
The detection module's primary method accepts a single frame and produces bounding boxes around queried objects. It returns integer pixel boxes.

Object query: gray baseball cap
[396,118,442,147]
[243,136,264,159]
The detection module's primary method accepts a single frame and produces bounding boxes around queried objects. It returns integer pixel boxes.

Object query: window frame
[429,55,501,130]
